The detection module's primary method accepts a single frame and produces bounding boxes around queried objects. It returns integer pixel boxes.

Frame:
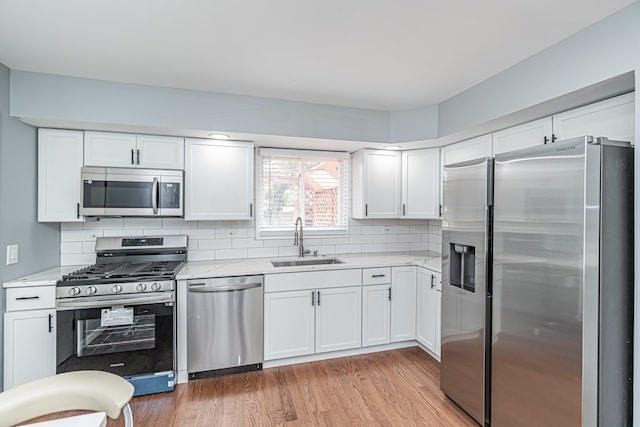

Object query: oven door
[80,167,183,217]
[56,292,175,377]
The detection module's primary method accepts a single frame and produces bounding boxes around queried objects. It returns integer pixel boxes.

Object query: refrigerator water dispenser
[450,243,475,292]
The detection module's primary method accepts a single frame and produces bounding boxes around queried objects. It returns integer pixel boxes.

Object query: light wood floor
[27,347,477,426]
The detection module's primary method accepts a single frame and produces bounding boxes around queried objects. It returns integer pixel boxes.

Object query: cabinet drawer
[6,286,56,311]
[265,269,361,292]
[363,267,391,285]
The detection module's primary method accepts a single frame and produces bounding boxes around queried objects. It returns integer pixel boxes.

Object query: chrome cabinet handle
[131,149,135,165]
[317,291,320,306]
[388,287,391,301]
[16,296,40,300]
[403,204,406,216]
[48,314,53,333]
[249,203,253,217]
[430,275,435,289]
[365,204,368,216]
[77,202,80,219]
[311,291,315,306]
[372,274,386,278]
[136,149,140,165]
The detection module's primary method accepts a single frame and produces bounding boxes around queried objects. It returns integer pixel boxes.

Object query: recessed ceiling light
[384,145,401,150]
[209,133,230,140]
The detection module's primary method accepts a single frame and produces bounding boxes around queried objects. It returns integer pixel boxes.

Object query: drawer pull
[48,314,53,333]
[372,274,386,278]
[16,296,40,300]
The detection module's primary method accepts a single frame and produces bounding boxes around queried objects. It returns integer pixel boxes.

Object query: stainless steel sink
[271,257,345,267]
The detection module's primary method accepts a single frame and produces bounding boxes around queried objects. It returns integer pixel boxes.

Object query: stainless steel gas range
[55,235,187,396]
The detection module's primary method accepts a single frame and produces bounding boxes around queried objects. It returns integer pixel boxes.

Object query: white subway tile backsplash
[199,239,232,250]
[61,230,86,242]
[247,247,279,258]
[83,218,124,229]
[374,234,398,244]
[103,229,143,237]
[215,249,248,260]
[61,253,95,266]
[335,244,362,254]
[232,238,264,249]
[59,218,440,265]
[188,250,215,262]
[123,218,162,229]
[82,241,96,253]
[60,242,82,254]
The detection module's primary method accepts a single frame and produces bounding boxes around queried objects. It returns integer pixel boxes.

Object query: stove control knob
[151,282,161,291]
[86,286,97,295]
[69,287,81,296]
[136,283,147,292]
[111,284,123,294]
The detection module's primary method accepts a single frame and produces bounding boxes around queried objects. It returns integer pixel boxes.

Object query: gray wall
[0,62,60,389]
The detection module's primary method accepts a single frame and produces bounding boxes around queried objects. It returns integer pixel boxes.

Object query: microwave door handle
[152,177,159,215]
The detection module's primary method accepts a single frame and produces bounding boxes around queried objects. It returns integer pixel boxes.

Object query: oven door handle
[56,293,174,310]
[188,282,262,293]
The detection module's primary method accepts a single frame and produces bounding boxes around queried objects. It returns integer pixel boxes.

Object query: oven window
[77,312,156,357]
[57,303,174,377]
[83,181,154,209]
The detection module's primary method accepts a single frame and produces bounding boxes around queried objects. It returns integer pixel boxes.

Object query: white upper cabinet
[553,92,635,143]
[38,129,84,222]
[401,149,440,219]
[184,138,254,220]
[440,134,493,168]
[352,149,402,219]
[492,117,553,155]
[84,131,184,169]
[135,135,185,169]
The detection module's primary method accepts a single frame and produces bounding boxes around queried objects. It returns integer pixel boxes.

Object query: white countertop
[2,265,84,288]
[2,252,442,288]
[176,252,441,280]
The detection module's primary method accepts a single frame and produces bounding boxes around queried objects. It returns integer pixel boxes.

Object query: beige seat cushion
[0,371,134,427]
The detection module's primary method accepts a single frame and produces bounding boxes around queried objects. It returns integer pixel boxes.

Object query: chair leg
[122,403,134,427]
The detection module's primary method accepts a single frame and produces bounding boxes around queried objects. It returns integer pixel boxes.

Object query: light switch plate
[6,244,18,265]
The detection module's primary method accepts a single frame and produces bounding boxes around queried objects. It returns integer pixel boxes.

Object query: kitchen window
[256,148,349,239]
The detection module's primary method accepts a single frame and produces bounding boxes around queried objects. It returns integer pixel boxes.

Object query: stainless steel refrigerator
[441,136,633,427]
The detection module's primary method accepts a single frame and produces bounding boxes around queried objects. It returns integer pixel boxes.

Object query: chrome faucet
[294,216,311,258]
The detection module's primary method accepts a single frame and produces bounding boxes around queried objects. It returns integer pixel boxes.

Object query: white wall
[59,218,441,265]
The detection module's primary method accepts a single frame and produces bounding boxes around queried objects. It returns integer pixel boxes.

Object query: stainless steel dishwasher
[187,275,264,379]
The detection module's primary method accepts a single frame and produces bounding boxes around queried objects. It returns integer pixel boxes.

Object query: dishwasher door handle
[188,282,262,292]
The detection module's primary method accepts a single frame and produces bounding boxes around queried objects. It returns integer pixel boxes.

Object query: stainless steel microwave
[80,167,183,217]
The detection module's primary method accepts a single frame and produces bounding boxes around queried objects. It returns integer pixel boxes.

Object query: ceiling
[0,0,635,112]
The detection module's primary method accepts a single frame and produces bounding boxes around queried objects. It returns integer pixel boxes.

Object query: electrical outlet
[383,226,392,234]
[6,244,19,265]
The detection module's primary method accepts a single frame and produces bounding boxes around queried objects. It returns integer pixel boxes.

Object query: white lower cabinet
[362,284,391,347]
[264,270,362,361]
[390,266,417,342]
[417,267,442,357]
[4,309,56,389]
[362,266,417,347]
[315,286,362,353]
[264,290,315,360]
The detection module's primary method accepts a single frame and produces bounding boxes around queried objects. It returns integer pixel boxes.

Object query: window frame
[255,148,350,240]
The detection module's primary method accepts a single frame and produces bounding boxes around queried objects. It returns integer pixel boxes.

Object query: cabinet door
[185,139,254,220]
[493,118,552,155]
[401,149,440,219]
[435,288,442,357]
[440,134,493,168]
[440,134,492,207]
[353,150,401,218]
[264,290,315,360]
[417,268,439,355]
[4,309,55,390]
[315,286,362,353]
[553,92,635,143]
[136,135,184,169]
[362,284,391,347]
[84,131,137,167]
[390,266,417,342]
[38,129,84,222]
